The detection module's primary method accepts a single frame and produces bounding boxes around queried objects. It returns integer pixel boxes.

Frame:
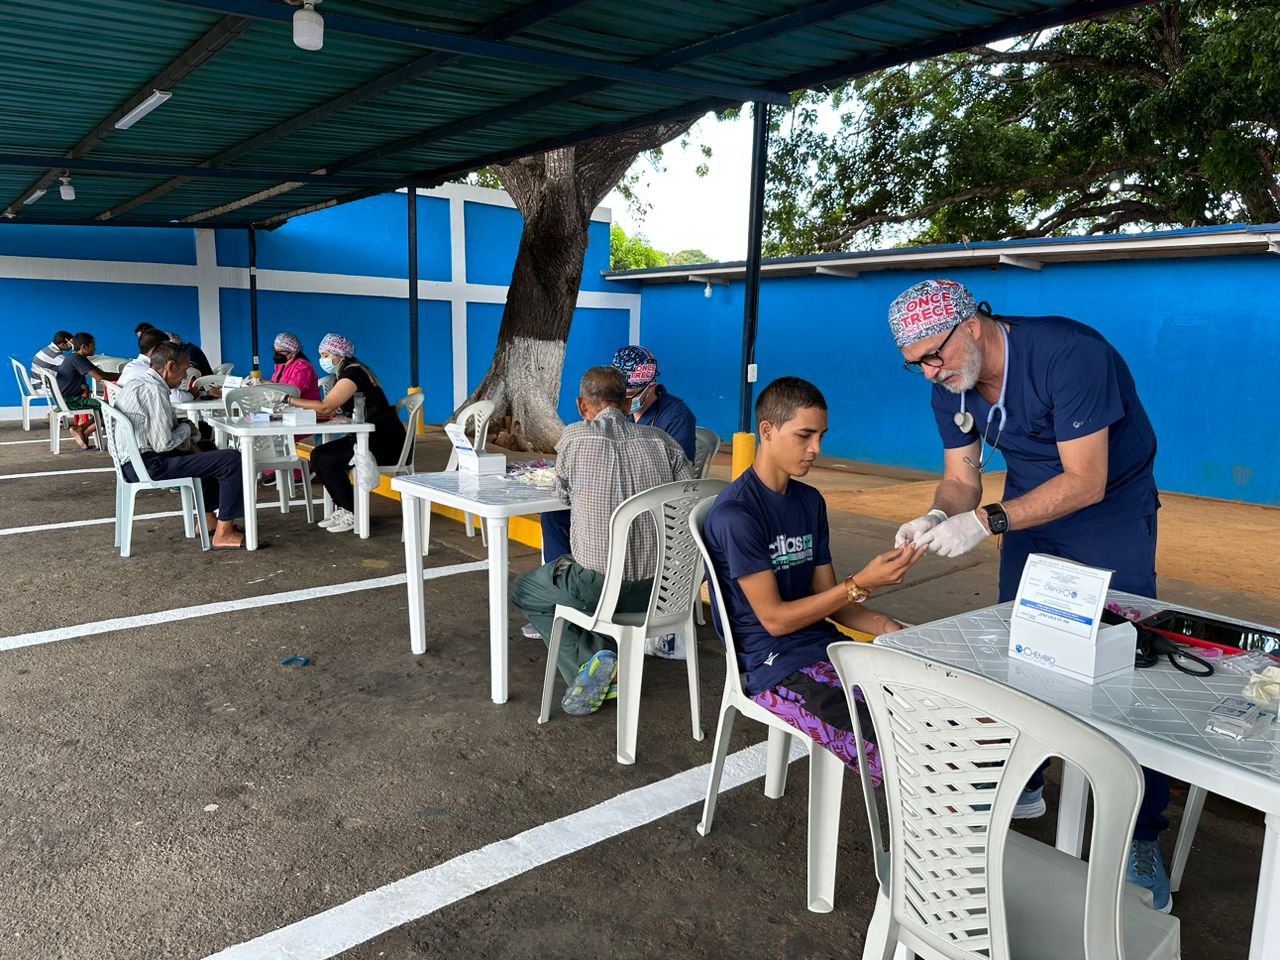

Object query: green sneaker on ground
[561,650,617,716]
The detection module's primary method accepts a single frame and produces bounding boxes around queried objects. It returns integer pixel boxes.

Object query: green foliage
[610,225,668,270]
[765,0,1280,254]
[667,248,712,266]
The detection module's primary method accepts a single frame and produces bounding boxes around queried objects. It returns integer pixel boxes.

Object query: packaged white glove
[894,509,948,548]
[914,510,989,558]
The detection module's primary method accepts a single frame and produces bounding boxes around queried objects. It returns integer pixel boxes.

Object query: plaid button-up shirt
[556,407,695,578]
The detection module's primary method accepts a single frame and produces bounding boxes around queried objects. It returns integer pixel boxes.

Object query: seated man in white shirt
[114,342,245,550]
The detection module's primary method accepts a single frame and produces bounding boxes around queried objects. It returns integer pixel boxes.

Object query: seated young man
[512,366,694,716]
[702,377,923,782]
[52,332,109,449]
[114,342,246,550]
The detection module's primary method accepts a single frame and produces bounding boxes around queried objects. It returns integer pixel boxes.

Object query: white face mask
[319,356,337,374]
[628,382,651,415]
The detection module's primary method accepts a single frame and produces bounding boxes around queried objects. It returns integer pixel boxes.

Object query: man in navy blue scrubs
[888,279,1173,911]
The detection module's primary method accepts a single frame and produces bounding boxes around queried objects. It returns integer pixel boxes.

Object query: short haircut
[579,365,627,408]
[149,341,189,371]
[71,332,95,352]
[53,330,73,345]
[138,329,169,354]
[755,376,827,429]
[134,322,155,337]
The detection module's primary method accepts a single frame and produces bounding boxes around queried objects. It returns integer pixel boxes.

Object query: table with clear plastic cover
[391,471,567,705]
[876,591,1280,959]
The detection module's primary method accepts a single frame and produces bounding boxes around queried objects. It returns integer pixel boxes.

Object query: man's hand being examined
[850,542,926,591]
[913,510,989,558]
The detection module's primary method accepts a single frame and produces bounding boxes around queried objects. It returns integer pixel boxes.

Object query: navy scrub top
[930,315,1159,537]
[636,386,697,462]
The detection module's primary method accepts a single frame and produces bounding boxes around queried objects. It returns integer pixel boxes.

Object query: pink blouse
[271,357,321,401]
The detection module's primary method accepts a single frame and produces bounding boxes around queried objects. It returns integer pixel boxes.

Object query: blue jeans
[540,508,571,564]
[1002,513,1168,840]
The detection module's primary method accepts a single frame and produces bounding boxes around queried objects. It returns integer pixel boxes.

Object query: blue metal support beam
[160,0,792,106]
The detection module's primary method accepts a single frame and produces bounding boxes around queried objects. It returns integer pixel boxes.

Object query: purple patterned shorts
[750,659,882,787]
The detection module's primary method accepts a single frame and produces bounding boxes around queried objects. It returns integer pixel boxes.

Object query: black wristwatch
[981,502,1010,535]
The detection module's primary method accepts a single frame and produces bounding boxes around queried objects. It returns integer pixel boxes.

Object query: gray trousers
[512,555,653,683]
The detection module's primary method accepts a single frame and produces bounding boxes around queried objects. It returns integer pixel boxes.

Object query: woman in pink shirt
[270,332,321,400]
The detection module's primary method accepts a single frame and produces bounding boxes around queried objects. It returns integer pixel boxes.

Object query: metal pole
[737,100,770,435]
[248,227,261,378]
[408,188,420,387]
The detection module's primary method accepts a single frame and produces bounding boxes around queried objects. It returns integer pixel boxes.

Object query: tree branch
[966,45,1168,90]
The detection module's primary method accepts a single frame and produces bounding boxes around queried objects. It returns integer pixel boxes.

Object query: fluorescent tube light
[114,89,172,130]
[23,188,47,205]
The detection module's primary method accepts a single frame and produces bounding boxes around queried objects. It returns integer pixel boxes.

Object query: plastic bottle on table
[353,392,366,424]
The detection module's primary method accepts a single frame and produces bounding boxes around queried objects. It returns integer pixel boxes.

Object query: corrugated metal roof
[604,224,1280,283]
[0,0,1145,229]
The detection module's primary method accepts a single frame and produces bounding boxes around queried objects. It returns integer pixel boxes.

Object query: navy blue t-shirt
[55,353,98,399]
[637,386,696,461]
[931,315,1159,536]
[702,467,841,696]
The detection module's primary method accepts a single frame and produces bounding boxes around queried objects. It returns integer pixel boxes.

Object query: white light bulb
[704,281,712,299]
[293,1,324,51]
[1109,180,1122,193]
[59,176,75,201]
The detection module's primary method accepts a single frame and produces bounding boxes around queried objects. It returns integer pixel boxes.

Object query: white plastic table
[878,592,1280,960]
[391,471,567,704]
[208,415,376,550]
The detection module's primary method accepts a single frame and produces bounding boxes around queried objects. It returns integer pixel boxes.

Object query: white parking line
[203,739,798,960]
[0,560,488,652]
[0,466,114,480]
[0,500,304,537]
[0,438,49,445]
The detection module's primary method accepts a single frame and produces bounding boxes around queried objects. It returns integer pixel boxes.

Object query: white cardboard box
[462,452,506,475]
[281,409,316,425]
[1009,553,1135,684]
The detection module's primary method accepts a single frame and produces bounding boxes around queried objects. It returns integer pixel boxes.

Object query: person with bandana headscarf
[284,333,405,534]
[268,332,321,402]
[888,278,1171,911]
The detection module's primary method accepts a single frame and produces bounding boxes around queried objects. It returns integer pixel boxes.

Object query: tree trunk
[459,116,701,452]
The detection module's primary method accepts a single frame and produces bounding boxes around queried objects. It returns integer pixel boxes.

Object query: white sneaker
[317,511,342,529]
[325,508,355,533]
[521,623,542,640]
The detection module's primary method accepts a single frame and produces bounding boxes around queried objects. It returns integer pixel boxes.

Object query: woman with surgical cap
[268,332,320,401]
[285,333,405,534]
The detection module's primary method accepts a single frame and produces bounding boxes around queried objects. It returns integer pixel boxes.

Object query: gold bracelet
[846,577,870,604]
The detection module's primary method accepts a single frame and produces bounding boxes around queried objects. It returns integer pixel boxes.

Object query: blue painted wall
[0,224,195,264]
[635,254,1280,505]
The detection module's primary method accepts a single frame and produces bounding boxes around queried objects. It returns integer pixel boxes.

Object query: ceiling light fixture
[23,188,47,205]
[293,0,324,51]
[115,89,173,130]
[704,281,713,299]
[59,175,75,201]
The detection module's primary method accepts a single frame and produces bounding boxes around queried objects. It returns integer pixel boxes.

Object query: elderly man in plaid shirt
[512,365,694,716]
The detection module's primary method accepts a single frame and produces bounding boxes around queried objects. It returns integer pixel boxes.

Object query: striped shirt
[115,367,195,455]
[556,407,694,578]
[119,353,193,404]
[31,342,65,380]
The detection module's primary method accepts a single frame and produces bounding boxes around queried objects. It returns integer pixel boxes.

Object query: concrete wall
[1,185,639,427]
[633,254,1280,505]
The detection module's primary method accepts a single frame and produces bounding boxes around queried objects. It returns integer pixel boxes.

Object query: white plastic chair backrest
[588,478,727,633]
[38,367,74,413]
[93,356,130,374]
[213,362,234,377]
[223,383,300,416]
[185,366,201,383]
[193,374,226,393]
[444,399,496,470]
[11,357,40,399]
[102,380,121,406]
[689,496,751,700]
[318,373,336,396]
[827,642,1143,960]
[392,393,425,470]
[99,402,156,484]
[693,426,720,478]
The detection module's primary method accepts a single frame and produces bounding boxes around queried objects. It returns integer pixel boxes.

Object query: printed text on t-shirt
[769,533,813,571]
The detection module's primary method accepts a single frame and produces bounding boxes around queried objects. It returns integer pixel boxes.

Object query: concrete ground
[0,418,1276,959]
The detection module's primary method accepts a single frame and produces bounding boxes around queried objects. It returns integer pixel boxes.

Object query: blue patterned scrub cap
[888,279,978,349]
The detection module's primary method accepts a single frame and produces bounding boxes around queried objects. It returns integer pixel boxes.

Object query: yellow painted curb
[297,443,543,550]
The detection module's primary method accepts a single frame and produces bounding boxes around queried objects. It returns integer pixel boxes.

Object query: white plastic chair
[101,379,121,406]
[38,368,102,454]
[538,478,726,765]
[193,374,226,394]
[91,355,130,374]
[98,403,211,557]
[381,393,425,479]
[423,399,495,554]
[10,357,51,430]
[318,373,336,396]
[213,362,234,377]
[828,642,1180,960]
[225,384,313,522]
[689,495,847,913]
[693,426,721,479]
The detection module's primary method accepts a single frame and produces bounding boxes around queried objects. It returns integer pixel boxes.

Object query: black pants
[124,447,245,520]
[311,428,403,511]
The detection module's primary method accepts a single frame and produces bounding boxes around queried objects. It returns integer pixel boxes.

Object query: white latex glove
[914,510,990,558]
[894,508,948,548]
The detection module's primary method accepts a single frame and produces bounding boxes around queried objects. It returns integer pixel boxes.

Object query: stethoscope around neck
[953,320,1009,472]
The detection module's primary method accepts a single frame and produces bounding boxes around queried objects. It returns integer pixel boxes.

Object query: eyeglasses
[902,323,962,374]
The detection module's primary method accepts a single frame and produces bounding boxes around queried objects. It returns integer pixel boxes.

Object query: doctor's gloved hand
[914,510,989,558]
[894,509,948,548]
